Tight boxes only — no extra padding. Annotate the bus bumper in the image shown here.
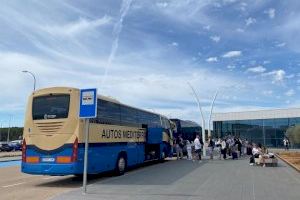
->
[21,162,83,176]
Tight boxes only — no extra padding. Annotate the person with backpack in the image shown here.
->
[176,135,184,160]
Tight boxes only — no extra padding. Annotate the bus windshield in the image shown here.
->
[32,95,70,120]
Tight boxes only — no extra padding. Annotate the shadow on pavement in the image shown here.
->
[94,159,203,186]
[35,159,203,188]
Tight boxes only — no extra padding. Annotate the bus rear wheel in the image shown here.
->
[115,155,126,175]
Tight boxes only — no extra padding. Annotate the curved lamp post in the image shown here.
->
[187,82,206,157]
[22,70,36,91]
[208,90,218,138]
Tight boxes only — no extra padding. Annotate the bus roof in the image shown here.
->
[32,87,168,119]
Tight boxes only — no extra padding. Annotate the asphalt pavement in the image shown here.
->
[52,157,300,200]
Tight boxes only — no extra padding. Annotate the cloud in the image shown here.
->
[203,25,211,30]
[276,42,286,47]
[171,42,178,47]
[227,65,235,70]
[264,8,275,19]
[42,16,112,37]
[286,74,295,79]
[246,66,266,73]
[285,89,295,97]
[245,17,256,26]
[263,69,286,83]
[263,90,273,96]
[210,35,221,43]
[206,57,218,62]
[236,28,245,33]
[222,51,242,58]
[156,2,168,8]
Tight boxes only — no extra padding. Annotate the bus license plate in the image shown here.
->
[42,157,55,162]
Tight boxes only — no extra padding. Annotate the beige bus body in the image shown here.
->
[23,87,82,151]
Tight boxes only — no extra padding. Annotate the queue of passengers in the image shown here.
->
[174,134,245,161]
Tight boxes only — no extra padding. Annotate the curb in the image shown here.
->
[276,153,300,173]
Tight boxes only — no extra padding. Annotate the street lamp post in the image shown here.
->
[208,90,218,138]
[22,70,36,91]
[187,82,206,157]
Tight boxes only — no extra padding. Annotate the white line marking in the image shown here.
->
[2,182,25,188]
[42,176,57,180]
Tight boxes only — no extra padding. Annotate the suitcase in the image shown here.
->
[232,151,238,159]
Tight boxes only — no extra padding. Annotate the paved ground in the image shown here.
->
[0,165,79,200]
[52,157,300,200]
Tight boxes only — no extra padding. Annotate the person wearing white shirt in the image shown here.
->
[221,139,227,160]
[194,135,202,161]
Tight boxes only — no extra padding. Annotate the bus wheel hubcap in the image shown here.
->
[118,158,125,172]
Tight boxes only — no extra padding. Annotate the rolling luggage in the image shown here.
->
[232,151,238,160]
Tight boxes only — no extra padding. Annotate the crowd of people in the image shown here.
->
[173,134,280,166]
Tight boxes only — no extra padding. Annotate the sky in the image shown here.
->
[0,0,300,128]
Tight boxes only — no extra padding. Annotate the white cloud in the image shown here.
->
[263,90,273,96]
[206,57,218,62]
[42,16,112,36]
[276,42,286,47]
[285,89,295,97]
[227,65,235,70]
[264,8,275,19]
[245,17,256,26]
[223,0,237,3]
[246,66,266,73]
[222,51,242,58]
[156,2,168,8]
[203,25,211,30]
[210,35,221,43]
[171,42,178,47]
[236,28,245,33]
[263,69,286,83]
[239,2,247,11]
[286,74,295,79]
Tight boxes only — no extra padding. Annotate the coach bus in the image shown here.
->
[170,118,201,141]
[22,87,173,176]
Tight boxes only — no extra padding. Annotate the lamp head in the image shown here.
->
[22,70,28,73]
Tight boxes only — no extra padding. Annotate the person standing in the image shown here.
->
[176,135,184,159]
[283,138,290,151]
[215,138,222,160]
[194,135,202,162]
[208,137,214,159]
[235,138,242,157]
[186,140,192,160]
[221,138,227,160]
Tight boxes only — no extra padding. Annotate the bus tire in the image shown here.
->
[115,154,127,175]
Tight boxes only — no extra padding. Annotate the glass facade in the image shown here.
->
[213,118,300,148]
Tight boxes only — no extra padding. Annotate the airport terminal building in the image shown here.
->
[212,108,300,148]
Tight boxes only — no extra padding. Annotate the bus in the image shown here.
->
[21,87,173,176]
[170,119,201,141]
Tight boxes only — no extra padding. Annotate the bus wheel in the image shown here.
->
[116,155,126,175]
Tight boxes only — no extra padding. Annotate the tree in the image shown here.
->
[286,125,300,146]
